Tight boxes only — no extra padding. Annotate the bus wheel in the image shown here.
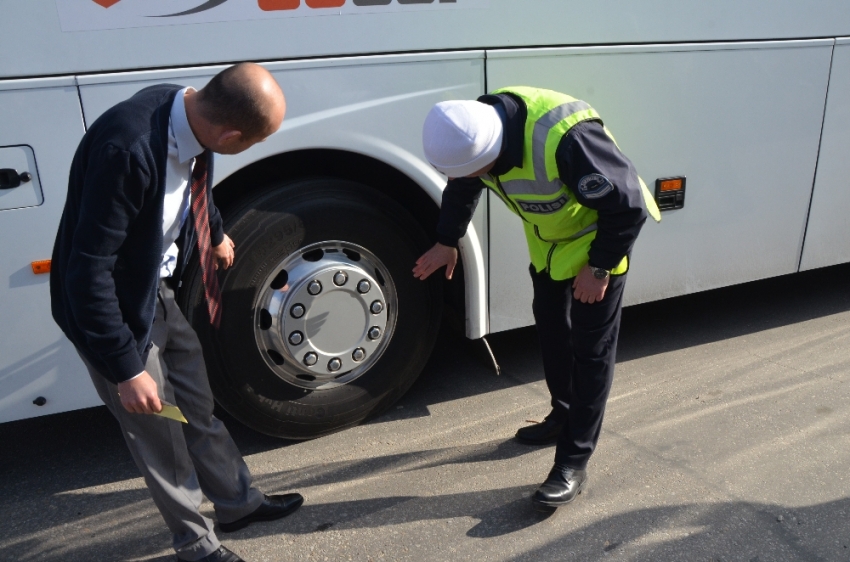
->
[180,178,442,439]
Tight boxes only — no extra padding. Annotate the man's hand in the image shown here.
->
[213,234,235,270]
[117,372,162,414]
[413,243,458,280]
[572,264,609,304]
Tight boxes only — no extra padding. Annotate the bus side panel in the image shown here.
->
[485,41,833,333]
[0,82,97,423]
[800,38,850,272]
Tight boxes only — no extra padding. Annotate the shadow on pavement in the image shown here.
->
[0,436,543,559]
[2,427,849,560]
[2,264,850,560]
[508,496,850,561]
[225,493,850,561]
[253,438,540,492]
[5,491,847,561]
[230,484,551,540]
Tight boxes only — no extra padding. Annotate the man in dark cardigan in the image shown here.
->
[51,63,301,562]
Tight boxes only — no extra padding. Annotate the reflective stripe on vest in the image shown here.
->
[481,86,659,281]
[498,99,592,197]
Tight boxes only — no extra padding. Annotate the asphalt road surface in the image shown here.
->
[2,264,850,562]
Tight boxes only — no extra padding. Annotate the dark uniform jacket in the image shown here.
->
[436,92,648,272]
[50,84,224,384]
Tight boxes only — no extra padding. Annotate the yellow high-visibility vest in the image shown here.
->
[480,86,661,280]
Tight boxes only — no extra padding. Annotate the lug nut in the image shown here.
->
[303,352,318,366]
[328,358,342,372]
[290,304,305,319]
[370,300,384,314]
[368,326,382,340]
[357,280,371,294]
[288,331,304,346]
[352,348,366,362]
[308,280,322,295]
[333,271,348,286]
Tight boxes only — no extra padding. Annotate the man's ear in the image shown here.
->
[217,129,243,147]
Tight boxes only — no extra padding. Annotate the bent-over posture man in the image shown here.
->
[414,87,660,509]
[51,63,302,562]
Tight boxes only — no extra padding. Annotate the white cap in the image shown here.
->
[422,100,504,178]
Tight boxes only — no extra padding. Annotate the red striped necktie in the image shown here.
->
[190,150,222,328]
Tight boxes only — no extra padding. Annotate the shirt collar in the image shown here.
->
[478,92,526,176]
[171,87,205,164]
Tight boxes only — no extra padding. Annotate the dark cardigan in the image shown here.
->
[51,84,224,384]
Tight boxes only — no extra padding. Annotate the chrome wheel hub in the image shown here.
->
[254,241,397,390]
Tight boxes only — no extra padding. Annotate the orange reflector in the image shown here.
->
[659,178,684,192]
[31,260,51,274]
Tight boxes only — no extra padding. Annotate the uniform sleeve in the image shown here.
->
[556,121,648,271]
[65,143,149,382]
[435,176,486,248]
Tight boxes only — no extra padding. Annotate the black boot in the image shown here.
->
[515,412,564,445]
[531,464,587,509]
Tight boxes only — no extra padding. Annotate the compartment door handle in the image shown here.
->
[0,169,32,190]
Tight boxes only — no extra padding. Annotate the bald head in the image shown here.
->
[194,62,286,152]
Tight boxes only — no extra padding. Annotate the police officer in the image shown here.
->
[413,86,660,509]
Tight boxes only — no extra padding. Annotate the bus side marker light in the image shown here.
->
[655,176,686,211]
[31,260,51,274]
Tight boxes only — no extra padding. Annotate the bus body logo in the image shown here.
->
[58,0,475,30]
[85,0,458,14]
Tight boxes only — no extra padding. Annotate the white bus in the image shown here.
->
[2,0,849,438]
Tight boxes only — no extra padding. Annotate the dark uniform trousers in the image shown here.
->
[79,280,263,561]
[530,265,626,470]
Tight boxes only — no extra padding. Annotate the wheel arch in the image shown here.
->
[212,147,488,339]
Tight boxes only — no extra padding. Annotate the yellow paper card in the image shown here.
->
[155,400,188,423]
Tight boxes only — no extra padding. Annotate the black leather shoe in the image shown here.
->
[531,464,587,509]
[515,413,564,445]
[178,546,245,562]
[218,493,304,533]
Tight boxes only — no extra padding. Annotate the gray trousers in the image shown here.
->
[80,280,264,560]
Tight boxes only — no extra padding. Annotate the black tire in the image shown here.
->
[180,178,442,439]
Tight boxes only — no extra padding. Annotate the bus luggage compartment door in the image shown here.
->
[0,78,97,424]
[485,39,833,333]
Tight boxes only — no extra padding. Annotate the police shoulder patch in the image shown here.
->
[577,173,614,199]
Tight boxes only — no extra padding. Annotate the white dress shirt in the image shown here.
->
[130,88,205,381]
[160,87,205,278]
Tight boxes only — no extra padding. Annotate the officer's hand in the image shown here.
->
[117,372,162,415]
[213,235,236,270]
[413,243,458,280]
[572,264,609,304]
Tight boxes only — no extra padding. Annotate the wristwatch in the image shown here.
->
[589,266,610,280]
